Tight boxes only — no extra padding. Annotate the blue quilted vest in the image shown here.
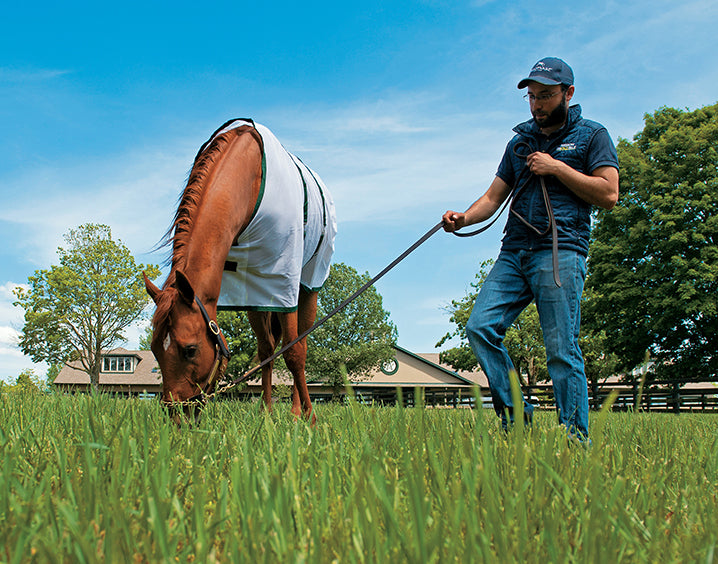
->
[498,105,617,257]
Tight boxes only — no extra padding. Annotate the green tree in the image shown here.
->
[139,324,153,351]
[216,311,258,377]
[13,224,161,391]
[503,303,547,385]
[585,103,718,380]
[7,369,43,393]
[436,260,548,385]
[45,362,62,390]
[580,288,621,387]
[306,262,397,393]
[580,328,620,386]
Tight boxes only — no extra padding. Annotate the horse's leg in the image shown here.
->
[247,311,278,410]
[280,288,318,422]
[278,311,306,419]
[297,289,319,419]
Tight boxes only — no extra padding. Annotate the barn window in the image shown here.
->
[102,356,134,372]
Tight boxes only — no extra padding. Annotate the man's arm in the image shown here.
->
[526,152,619,210]
[442,176,513,232]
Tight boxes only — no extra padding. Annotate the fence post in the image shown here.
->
[590,380,598,410]
[672,382,680,414]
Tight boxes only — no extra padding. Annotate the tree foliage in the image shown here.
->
[13,224,161,390]
[584,103,718,380]
[45,363,62,390]
[139,324,153,351]
[503,303,548,385]
[216,311,258,377]
[0,369,45,394]
[306,262,397,389]
[580,288,621,386]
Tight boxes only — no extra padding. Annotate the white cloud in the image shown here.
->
[0,351,46,383]
[0,325,19,346]
[2,90,509,271]
[0,282,45,382]
[0,282,25,331]
[0,281,25,300]
[0,142,194,269]
[262,96,512,225]
[0,67,71,82]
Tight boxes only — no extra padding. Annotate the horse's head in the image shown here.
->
[143,270,229,423]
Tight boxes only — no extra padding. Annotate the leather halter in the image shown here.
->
[175,296,231,405]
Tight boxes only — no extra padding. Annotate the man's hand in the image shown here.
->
[526,151,619,210]
[526,151,561,176]
[442,210,466,232]
[442,176,514,233]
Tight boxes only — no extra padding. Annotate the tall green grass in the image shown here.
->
[0,391,716,563]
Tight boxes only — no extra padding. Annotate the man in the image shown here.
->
[442,57,619,439]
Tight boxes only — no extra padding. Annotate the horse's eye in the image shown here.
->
[183,345,198,360]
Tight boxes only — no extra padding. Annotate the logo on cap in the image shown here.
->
[532,62,553,73]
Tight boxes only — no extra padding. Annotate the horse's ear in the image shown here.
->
[144,272,162,304]
[175,270,196,306]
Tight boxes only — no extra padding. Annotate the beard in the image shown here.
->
[533,95,568,129]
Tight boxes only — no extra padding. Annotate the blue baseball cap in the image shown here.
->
[517,57,574,89]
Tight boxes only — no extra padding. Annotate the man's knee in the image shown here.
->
[466,314,494,348]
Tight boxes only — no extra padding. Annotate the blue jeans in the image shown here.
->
[466,249,589,438]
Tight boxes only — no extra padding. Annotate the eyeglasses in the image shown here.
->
[523,91,561,103]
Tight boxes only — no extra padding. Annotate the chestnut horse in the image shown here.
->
[144,119,335,422]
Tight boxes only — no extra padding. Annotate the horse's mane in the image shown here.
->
[167,134,231,272]
[150,130,229,332]
[156,121,263,279]
[152,120,264,337]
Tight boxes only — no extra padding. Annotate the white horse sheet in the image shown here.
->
[210,119,336,312]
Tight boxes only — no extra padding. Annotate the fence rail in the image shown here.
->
[300,381,718,412]
[64,380,717,413]
[585,382,718,413]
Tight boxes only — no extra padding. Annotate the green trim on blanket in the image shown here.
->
[304,165,328,230]
[293,160,308,224]
[300,282,326,293]
[217,304,299,313]
[245,149,266,224]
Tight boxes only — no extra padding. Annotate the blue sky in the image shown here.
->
[1,0,717,381]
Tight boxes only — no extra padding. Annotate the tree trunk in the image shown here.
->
[89,352,101,393]
[528,357,536,386]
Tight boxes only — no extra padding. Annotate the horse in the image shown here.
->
[143,119,336,423]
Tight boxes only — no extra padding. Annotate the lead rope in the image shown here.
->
[211,221,447,397]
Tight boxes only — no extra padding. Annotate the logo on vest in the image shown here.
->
[556,143,577,152]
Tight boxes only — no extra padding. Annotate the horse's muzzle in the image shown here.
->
[161,396,206,426]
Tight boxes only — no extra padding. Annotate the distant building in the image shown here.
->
[348,346,489,407]
[235,345,489,405]
[52,345,487,401]
[54,348,161,395]
[358,345,487,387]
